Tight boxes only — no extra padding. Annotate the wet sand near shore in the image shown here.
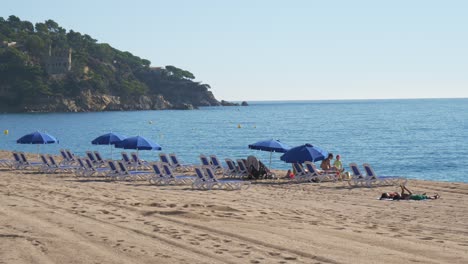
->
[1,150,467,264]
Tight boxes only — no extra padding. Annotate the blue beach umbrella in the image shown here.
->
[17,131,58,144]
[91,132,127,159]
[115,136,162,157]
[248,139,290,168]
[280,143,328,164]
[16,131,59,155]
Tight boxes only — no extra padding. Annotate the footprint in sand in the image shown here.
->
[419,237,434,241]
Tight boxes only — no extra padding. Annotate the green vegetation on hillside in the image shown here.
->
[0,15,214,111]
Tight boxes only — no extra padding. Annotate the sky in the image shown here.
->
[2,0,468,101]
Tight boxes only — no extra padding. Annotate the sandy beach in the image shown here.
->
[1,151,467,264]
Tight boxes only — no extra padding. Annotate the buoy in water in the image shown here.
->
[3,130,8,135]
[237,124,241,128]
[148,120,153,124]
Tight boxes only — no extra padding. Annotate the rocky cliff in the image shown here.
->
[0,16,237,113]
[11,90,221,113]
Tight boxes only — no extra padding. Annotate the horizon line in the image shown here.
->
[226,97,468,103]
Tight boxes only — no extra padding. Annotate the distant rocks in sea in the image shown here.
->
[220,100,249,107]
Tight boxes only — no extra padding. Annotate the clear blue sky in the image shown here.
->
[3,0,468,101]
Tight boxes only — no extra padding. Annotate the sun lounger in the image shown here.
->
[18,152,43,170]
[203,166,251,190]
[86,151,100,165]
[48,155,79,173]
[159,152,173,165]
[362,163,407,187]
[83,158,111,177]
[347,163,406,187]
[169,153,193,171]
[210,155,227,174]
[347,163,370,187]
[11,152,24,169]
[199,154,212,166]
[304,161,337,182]
[59,149,73,165]
[224,158,240,177]
[39,154,53,173]
[192,166,215,190]
[161,163,197,185]
[121,151,133,164]
[291,163,316,182]
[148,163,169,185]
[117,161,153,181]
[93,151,108,167]
[65,149,75,161]
[74,157,89,177]
[106,160,127,181]
[130,152,152,170]
[235,159,249,178]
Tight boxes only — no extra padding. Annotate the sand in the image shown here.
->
[1,150,467,264]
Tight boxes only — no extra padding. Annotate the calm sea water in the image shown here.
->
[0,99,467,182]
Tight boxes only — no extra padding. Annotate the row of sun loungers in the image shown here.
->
[292,160,407,187]
[4,150,405,189]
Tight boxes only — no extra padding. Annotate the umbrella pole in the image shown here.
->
[37,145,40,158]
[110,145,113,160]
[269,151,272,170]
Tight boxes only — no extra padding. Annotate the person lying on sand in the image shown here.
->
[380,185,440,200]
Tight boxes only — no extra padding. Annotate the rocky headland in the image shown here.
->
[0,16,244,113]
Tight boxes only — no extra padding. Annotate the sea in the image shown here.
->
[0,98,467,183]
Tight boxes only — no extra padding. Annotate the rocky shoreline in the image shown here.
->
[5,90,247,113]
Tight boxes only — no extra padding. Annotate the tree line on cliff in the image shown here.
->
[0,15,220,112]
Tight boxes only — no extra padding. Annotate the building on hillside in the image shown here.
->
[44,46,72,75]
[149,67,164,76]
[1,41,17,47]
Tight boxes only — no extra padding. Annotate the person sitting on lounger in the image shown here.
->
[333,154,344,173]
[320,153,334,171]
[380,185,439,200]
